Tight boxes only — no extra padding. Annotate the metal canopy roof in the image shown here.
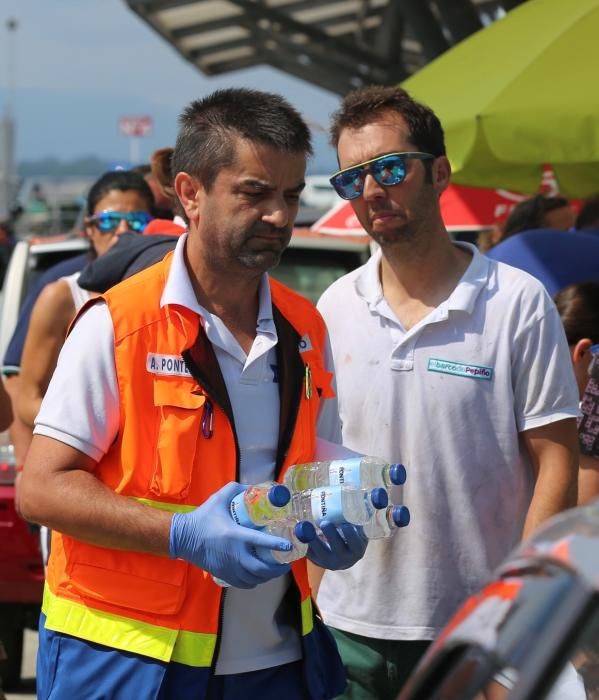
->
[125,0,525,95]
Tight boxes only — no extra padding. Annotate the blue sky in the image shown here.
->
[0,0,340,172]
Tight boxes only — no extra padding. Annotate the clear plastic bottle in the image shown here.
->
[291,484,389,526]
[229,481,291,528]
[284,456,406,492]
[363,505,411,539]
[255,519,317,564]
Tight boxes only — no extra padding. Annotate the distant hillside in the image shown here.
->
[18,156,114,178]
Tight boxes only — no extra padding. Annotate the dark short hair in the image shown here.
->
[171,88,313,191]
[502,194,570,239]
[87,170,154,216]
[576,195,599,231]
[554,282,599,345]
[329,85,446,157]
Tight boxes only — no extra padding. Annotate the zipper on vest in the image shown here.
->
[201,399,214,439]
[304,363,312,400]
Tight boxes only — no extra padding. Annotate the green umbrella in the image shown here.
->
[402,0,599,197]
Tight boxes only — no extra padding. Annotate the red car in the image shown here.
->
[0,441,43,690]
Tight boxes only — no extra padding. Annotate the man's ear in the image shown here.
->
[174,172,202,223]
[432,155,451,195]
[573,337,593,365]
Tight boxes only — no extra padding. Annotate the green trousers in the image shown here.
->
[331,627,431,700]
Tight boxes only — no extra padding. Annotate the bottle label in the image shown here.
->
[229,495,253,528]
[310,486,344,525]
[329,458,361,487]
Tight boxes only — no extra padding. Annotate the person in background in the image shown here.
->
[15,169,154,567]
[500,193,577,240]
[574,195,599,232]
[2,246,92,480]
[134,149,187,235]
[19,87,365,700]
[313,85,580,699]
[16,170,154,431]
[554,282,599,505]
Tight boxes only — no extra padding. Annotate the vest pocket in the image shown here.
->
[151,379,205,500]
[63,538,189,615]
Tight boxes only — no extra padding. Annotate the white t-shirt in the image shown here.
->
[61,271,91,312]
[35,233,341,674]
[315,243,580,641]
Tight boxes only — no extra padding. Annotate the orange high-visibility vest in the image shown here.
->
[43,251,336,672]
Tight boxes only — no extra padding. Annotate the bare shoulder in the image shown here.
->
[31,279,77,329]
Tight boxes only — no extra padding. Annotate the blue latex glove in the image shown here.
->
[170,482,293,588]
[307,520,368,570]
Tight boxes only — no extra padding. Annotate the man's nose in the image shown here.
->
[263,198,290,229]
[362,173,386,201]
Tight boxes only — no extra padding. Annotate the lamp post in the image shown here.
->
[0,18,18,220]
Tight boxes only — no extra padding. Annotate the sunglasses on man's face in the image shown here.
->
[329,152,435,201]
[86,210,153,234]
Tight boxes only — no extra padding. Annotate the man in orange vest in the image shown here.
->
[19,88,367,699]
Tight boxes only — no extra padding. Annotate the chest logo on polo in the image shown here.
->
[147,353,192,377]
[428,358,493,381]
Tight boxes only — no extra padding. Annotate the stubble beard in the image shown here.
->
[236,224,292,271]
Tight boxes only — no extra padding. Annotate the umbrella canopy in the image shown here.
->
[402,0,599,198]
[486,229,599,296]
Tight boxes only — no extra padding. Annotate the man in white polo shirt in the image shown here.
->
[19,88,366,700]
[313,85,580,699]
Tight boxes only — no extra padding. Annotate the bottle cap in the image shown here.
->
[392,505,410,528]
[294,520,317,543]
[370,487,389,510]
[389,463,407,485]
[268,484,291,507]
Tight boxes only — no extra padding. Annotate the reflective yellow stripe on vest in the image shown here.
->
[300,595,314,636]
[43,584,217,666]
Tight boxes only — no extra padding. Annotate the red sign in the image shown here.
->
[311,185,530,236]
[119,116,153,138]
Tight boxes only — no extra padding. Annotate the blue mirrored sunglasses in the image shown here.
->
[86,210,153,234]
[329,151,435,200]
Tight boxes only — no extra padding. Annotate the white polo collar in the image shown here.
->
[160,232,274,327]
[355,241,490,316]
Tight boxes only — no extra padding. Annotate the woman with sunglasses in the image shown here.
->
[14,170,154,565]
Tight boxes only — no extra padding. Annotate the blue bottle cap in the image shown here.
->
[294,520,317,543]
[389,463,407,485]
[392,505,410,528]
[268,484,291,507]
[370,487,389,510]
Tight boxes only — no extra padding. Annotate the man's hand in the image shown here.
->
[307,520,368,570]
[169,482,293,588]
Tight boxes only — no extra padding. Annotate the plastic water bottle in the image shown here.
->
[284,456,406,492]
[291,484,389,526]
[255,519,317,564]
[363,505,411,539]
[229,482,291,528]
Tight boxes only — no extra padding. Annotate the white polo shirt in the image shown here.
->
[35,233,341,674]
[316,242,580,640]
